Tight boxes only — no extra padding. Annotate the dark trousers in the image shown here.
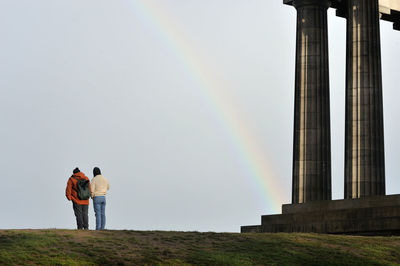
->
[72,202,89,229]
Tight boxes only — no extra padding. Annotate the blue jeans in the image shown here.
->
[93,196,106,230]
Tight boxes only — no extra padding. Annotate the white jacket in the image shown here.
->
[91,175,110,197]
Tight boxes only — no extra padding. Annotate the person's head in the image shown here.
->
[73,167,80,174]
[93,167,101,177]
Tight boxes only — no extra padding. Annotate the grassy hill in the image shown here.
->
[0,230,399,265]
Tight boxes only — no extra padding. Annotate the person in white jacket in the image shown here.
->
[91,167,110,230]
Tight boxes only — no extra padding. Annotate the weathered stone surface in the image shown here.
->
[241,195,400,235]
[291,0,332,204]
[285,0,400,30]
[242,0,400,236]
[344,0,386,199]
[282,194,400,213]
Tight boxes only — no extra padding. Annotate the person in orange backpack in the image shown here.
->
[66,167,91,229]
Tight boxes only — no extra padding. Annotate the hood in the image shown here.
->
[72,171,88,180]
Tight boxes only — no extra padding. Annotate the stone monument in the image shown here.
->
[241,0,400,235]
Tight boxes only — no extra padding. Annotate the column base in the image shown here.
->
[241,194,400,235]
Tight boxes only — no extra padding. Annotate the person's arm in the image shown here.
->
[66,178,72,201]
[107,179,110,191]
[90,178,95,198]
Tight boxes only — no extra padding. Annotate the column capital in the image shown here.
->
[292,0,331,9]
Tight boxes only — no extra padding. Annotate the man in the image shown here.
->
[66,167,91,229]
[91,167,110,230]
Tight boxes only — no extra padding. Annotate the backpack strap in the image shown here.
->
[72,176,88,182]
[72,176,89,186]
[71,176,81,193]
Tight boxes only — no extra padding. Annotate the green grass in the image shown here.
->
[0,230,399,265]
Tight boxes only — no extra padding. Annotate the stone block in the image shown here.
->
[241,195,400,235]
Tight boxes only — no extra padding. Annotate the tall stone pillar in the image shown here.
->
[344,0,386,199]
[291,0,332,204]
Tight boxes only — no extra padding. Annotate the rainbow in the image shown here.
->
[125,0,287,213]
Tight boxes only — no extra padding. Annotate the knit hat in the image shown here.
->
[93,167,101,177]
[73,167,80,174]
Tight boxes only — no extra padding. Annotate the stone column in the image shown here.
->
[291,0,332,204]
[344,0,386,199]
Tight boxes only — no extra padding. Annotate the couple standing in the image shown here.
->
[65,167,110,230]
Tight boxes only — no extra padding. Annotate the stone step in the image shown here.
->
[282,194,400,214]
[241,195,400,235]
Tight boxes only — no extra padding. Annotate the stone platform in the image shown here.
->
[241,194,400,235]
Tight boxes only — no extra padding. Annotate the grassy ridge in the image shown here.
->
[0,230,399,265]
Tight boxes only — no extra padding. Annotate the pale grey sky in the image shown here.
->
[0,0,399,232]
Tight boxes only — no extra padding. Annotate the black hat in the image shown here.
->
[93,167,101,177]
[73,167,80,174]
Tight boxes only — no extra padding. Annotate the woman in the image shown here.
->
[91,167,110,230]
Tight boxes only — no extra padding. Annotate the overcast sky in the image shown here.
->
[0,0,399,232]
